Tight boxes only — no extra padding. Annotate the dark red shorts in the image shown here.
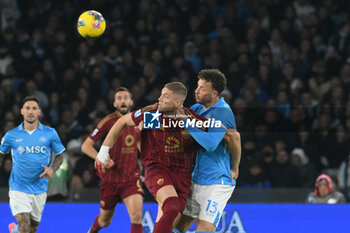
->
[145,164,192,211]
[99,178,144,210]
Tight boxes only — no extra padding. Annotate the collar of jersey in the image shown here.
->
[18,122,43,130]
[200,97,226,114]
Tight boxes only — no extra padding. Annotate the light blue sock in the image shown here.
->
[172,227,186,233]
[12,224,18,233]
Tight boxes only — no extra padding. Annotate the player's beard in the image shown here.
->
[25,117,37,124]
[196,95,212,106]
[117,105,130,115]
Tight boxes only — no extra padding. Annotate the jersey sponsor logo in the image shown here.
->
[39,137,46,142]
[124,134,135,147]
[17,146,47,154]
[143,111,161,129]
[134,109,142,118]
[15,138,23,142]
[17,146,25,154]
[91,128,99,137]
[165,136,183,153]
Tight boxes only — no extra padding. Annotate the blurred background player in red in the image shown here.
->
[81,87,143,233]
[306,174,345,204]
[96,82,207,233]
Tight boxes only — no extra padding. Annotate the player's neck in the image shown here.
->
[203,97,220,109]
[23,121,39,131]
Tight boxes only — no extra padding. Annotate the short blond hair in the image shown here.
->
[164,82,187,101]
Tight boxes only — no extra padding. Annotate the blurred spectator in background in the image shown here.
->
[290,148,315,187]
[306,174,346,204]
[240,160,271,188]
[337,154,350,200]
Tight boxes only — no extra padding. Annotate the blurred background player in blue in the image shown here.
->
[0,96,65,233]
[174,69,241,232]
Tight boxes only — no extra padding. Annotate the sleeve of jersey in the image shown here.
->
[131,109,143,126]
[50,129,66,155]
[184,107,236,152]
[89,120,109,143]
[0,133,11,154]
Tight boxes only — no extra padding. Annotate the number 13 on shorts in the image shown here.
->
[206,199,219,215]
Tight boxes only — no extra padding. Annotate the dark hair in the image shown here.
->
[198,69,227,94]
[114,87,132,98]
[22,96,40,108]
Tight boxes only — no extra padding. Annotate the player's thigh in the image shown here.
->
[31,192,47,222]
[9,190,33,217]
[99,181,119,211]
[144,165,178,205]
[181,183,201,220]
[30,219,40,233]
[197,184,235,228]
[15,213,31,232]
[123,194,143,223]
[99,208,115,224]
[156,185,178,205]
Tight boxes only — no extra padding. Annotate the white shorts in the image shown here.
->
[182,183,235,227]
[9,190,47,222]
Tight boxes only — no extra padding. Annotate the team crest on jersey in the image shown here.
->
[100,200,105,207]
[134,109,142,118]
[125,135,135,146]
[17,146,25,154]
[91,128,99,137]
[157,178,164,185]
[39,137,46,142]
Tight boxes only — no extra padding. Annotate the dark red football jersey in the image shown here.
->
[89,111,140,183]
[131,103,206,172]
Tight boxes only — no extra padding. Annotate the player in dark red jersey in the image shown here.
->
[96,82,207,233]
[81,87,143,233]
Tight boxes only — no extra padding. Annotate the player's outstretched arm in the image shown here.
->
[97,113,136,164]
[223,129,241,181]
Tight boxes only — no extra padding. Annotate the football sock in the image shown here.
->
[130,223,143,233]
[153,196,181,233]
[89,215,102,233]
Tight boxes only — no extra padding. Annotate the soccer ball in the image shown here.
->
[77,10,106,38]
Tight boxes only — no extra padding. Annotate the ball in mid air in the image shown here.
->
[77,10,106,38]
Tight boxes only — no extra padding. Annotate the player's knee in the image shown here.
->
[129,211,142,223]
[98,218,112,228]
[162,197,182,218]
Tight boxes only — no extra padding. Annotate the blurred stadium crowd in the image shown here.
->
[1,0,350,201]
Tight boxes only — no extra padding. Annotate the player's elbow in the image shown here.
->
[227,129,240,142]
[81,140,90,154]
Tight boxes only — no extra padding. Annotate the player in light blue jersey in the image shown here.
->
[0,96,65,233]
[174,69,241,233]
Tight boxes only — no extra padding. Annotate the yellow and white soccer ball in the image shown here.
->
[77,10,106,38]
